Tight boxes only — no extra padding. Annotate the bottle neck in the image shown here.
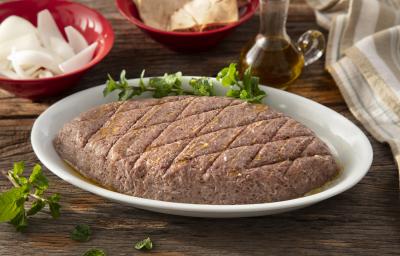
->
[259,0,289,37]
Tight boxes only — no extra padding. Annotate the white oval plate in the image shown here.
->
[31,77,373,218]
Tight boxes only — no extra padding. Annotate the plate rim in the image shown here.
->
[31,78,373,215]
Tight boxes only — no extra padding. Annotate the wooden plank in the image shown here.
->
[0,0,398,255]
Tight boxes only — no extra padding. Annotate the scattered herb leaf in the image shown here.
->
[29,164,49,190]
[71,224,92,242]
[135,237,153,250]
[0,187,26,222]
[26,199,46,216]
[48,193,61,219]
[9,207,28,232]
[82,249,106,256]
[104,63,266,103]
[0,162,61,231]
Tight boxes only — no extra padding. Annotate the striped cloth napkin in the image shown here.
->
[306,0,400,177]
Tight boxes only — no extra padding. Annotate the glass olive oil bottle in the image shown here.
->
[239,0,325,89]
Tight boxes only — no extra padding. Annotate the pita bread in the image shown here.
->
[133,0,191,30]
[134,0,239,32]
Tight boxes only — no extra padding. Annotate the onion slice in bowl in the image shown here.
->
[59,42,98,74]
[0,9,98,80]
[37,9,66,49]
[8,49,62,75]
[65,26,89,54]
[35,69,54,78]
[0,15,37,43]
[0,33,42,59]
[50,37,75,60]
[0,61,14,78]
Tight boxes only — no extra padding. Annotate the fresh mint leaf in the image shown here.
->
[135,237,153,250]
[226,89,241,98]
[149,72,184,98]
[104,64,266,103]
[139,70,146,90]
[247,94,267,103]
[118,86,134,101]
[0,187,26,222]
[48,194,61,219]
[163,72,182,86]
[82,249,106,256]
[105,70,190,101]
[48,202,61,219]
[29,164,48,190]
[217,63,238,87]
[10,162,28,186]
[216,64,266,103]
[119,70,128,87]
[13,162,25,176]
[239,89,249,99]
[9,206,27,232]
[27,200,46,216]
[71,224,92,242]
[104,70,135,100]
[103,74,117,97]
[189,78,215,96]
[239,67,266,103]
[0,162,61,231]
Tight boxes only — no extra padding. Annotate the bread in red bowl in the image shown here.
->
[115,0,259,52]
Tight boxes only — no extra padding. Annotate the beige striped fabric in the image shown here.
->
[306,0,400,180]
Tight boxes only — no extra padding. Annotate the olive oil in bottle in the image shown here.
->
[240,36,304,89]
[239,0,325,89]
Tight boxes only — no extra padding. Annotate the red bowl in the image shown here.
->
[0,0,114,99]
[115,0,259,52]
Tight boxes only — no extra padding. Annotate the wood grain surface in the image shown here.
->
[0,0,399,255]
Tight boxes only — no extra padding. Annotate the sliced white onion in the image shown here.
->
[33,69,54,79]
[65,26,89,54]
[8,49,62,75]
[10,58,30,79]
[0,60,10,70]
[0,68,19,79]
[0,16,37,44]
[0,33,42,60]
[59,42,98,74]
[0,10,96,80]
[50,37,75,61]
[24,65,42,76]
[0,60,19,79]
[37,9,66,49]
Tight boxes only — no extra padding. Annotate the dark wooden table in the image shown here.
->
[0,1,399,255]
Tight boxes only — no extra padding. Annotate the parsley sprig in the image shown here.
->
[103,63,266,103]
[0,162,61,231]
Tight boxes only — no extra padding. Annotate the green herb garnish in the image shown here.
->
[82,249,106,256]
[104,63,265,103]
[0,162,61,231]
[71,224,92,242]
[217,63,266,103]
[104,70,194,99]
[189,77,215,96]
[134,237,153,250]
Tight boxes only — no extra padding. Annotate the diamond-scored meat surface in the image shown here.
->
[54,96,338,204]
